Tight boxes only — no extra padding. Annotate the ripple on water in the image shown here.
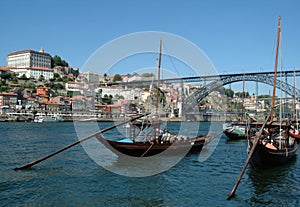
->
[0,122,299,207]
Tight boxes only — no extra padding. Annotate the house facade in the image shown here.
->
[6,48,51,68]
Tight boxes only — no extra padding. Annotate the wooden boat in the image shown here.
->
[248,125,297,167]
[34,115,64,123]
[288,127,300,142]
[247,16,297,167]
[227,17,297,199]
[223,123,247,140]
[96,124,210,157]
[95,39,212,157]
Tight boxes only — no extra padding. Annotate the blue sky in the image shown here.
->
[1,0,300,94]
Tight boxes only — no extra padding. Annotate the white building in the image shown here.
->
[97,86,142,101]
[66,81,89,92]
[78,72,100,84]
[6,48,51,68]
[10,67,54,80]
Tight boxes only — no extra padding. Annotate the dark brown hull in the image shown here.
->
[251,142,297,167]
[97,136,207,157]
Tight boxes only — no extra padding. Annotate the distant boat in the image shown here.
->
[34,115,64,123]
[223,123,247,140]
[223,74,248,140]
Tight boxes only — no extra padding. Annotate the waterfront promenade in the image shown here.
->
[0,111,243,122]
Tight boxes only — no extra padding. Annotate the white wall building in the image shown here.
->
[97,86,142,101]
[78,72,100,84]
[6,48,51,68]
[10,67,54,80]
[66,81,89,92]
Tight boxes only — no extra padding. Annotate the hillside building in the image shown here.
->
[6,48,51,68]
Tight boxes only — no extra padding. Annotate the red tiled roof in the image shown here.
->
[8,49,51,56]
[8,83,21,87]
[47,99,60,104]
[30,67,53,71]
[10,67,53,71]
[0,67,11,71]
[71,96,84,101]
[0,92,17,96]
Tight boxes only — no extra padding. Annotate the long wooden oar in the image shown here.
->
[227,115,270,200]
[13,113,149,170]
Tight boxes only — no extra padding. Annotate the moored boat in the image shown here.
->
[95,39,212,157]
[247,16,297,167]
[34,115,64,123]
[97,128,209,157]
[248,125,297,167]
[223,123,247,140]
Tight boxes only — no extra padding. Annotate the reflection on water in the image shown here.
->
[247,157,299,206]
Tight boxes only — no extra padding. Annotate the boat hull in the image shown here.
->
[224,129,246,140]
[223,123,247,140]
[98,137,206,157]
[251,142,297,167]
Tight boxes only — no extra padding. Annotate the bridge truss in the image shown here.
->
[115,69,300,112]
[179,70,300,113]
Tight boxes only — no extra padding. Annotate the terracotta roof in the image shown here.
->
[30,67,53,71]
[0,92,17,96]
[0,67,11,71]
[47,99,60,104]
[8,49,51,56]
[10,67,53,71]
[8,83,21,87]
[71,96,84,101]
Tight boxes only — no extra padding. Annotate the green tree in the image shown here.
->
[103,73,108,81]
[224,88,234,98]
[142,73,155,77]
[20,74,28,80]
[235,91,250,98]
[112,74,122,82]
[51,55,69,68]
[53,83,64,91]
[11,77,18,84]
[32,110,38,117]
[38,75,45,81]
[54,73,60,78]
[258,94,272,99]
[0,72,11,82]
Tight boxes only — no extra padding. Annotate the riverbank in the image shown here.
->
[0,112,243,122]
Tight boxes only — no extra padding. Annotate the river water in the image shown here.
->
[0,122,299,207]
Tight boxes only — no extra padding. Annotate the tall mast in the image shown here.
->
[293,69,297,120]
[241,73,245,122]
[270,16,281,122]
[156,38,162,115]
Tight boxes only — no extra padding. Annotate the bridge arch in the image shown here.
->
[183,73,300,113]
